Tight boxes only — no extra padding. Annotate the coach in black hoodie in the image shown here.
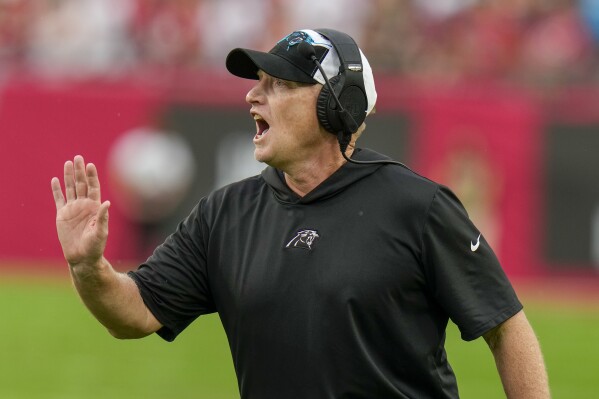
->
[52,28,549,399]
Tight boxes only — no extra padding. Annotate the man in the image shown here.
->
[51,29,549,398]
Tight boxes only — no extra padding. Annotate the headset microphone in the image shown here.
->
[298,39,409,169]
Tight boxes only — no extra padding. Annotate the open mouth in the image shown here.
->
[254,116,270,139]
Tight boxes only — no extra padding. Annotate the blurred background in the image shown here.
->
[1,0,598,398]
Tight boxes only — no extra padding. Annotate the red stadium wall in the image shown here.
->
[0,79,163,268]
[1,74,598,277]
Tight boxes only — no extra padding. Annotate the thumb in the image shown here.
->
[97,200,111,226]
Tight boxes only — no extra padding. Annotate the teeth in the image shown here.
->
[253,113,269,137]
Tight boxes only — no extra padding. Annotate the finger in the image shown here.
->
[64,160,76,202]
[51,177,66,211]
[86,163,101,202]
[74,155,88,198]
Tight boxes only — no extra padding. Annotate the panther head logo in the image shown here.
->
[279,31,314,51]
[285,229,320,250]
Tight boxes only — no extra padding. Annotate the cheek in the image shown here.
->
[270,86,322,140]
[285,96,320,132]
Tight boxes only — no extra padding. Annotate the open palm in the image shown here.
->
[51,155,110,266]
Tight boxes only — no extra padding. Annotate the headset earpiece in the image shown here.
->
[317,75,367,135]
[313,29,368,137]
[316,75,342,134]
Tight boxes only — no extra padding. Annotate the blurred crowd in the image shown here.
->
[1,0,599,87]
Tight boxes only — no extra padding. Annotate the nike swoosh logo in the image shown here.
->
[471,233,481,252]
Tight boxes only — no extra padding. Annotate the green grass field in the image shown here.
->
[1,272,597,398]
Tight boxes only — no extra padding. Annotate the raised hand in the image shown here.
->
[51,155,111,267]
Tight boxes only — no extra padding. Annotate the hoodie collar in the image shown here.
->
[261,148,389,204]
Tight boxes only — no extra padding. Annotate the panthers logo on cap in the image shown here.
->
[279,31,314,51]
[285,229,320,250]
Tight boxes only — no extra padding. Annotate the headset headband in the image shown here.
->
[314,28,365,93]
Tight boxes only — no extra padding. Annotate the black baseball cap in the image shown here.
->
[226,30,331,84]
[226,29,377,114]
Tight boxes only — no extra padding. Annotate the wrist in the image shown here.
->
[69,257,111,282]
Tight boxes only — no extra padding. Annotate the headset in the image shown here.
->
[297,28,407,167]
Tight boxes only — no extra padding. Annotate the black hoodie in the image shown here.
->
[130,148,521,399]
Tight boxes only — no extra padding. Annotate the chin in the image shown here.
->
[254,148,271,164]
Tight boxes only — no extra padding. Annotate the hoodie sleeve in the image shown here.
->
[128,199,216,342]
[421,185,522,341]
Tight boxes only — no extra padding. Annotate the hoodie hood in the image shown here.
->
[261,148,390,204]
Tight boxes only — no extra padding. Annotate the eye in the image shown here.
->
[274,79,286,87]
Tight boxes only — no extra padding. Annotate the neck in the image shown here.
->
[283,140,356,197]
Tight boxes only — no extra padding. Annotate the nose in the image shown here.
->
[246,80,264,105]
